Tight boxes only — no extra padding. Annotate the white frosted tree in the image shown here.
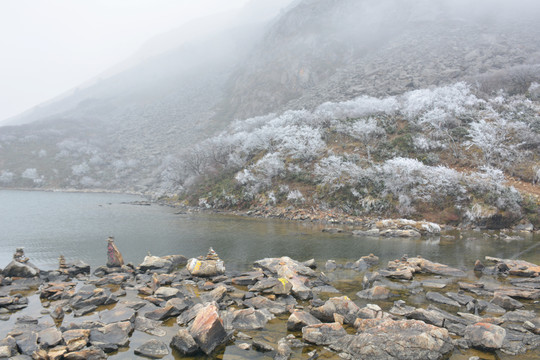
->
[349,118,385,161]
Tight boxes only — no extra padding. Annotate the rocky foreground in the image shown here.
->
[0,246,539,359]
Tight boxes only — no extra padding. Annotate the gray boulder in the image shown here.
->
[464,322,506,350]
[134,339,169,359]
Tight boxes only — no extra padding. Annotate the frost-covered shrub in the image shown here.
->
[403,82,481,118]
[287,190,305,203]
[314,155,364,189]
[379,157,465,202]
[72,162,90,176]
[0,171,14,184]
[314,95,398,124]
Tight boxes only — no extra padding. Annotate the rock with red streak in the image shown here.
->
[189,303,228,355]
[332,318,454,359]
[464,322,506,350]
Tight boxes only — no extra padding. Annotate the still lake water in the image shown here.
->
[1,189,539,272]
[1,190,540,359]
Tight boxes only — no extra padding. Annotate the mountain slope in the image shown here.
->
[1,0,540,197]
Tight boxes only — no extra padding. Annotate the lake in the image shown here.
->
[1,190,539,359]
[0,190,539,273]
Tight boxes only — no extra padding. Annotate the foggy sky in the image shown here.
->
[0,0,250,123]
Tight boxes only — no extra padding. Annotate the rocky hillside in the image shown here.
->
[1,0,540,203]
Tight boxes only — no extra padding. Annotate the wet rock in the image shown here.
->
[352,229,380,237]
[407,308,445,327]
[389,300,415,316]
[186,258,225,277]
[250,277,293,295]
[356,304,389,320]
[236,342,251,350]
[154,286,180,300]
[134,339,169,359]
[445,291,474,306]
[13,331,38,356]
[177,303,204,326]
[73,305,97,317]
[523,318,540,334]
[287,310,322,331]
[70,286,118,310]
[356,285,392,300]
[170,329,199,355]
[89,321,132,352]
[225,307,273,330]
[106,237,124,268]
[231,271,264,286]
[2,261,39,278]
[62,329,90,352]
[426,291,461,308]
[144,305,180,321]
[379,268,413,280]
[37,327,62,348]
[494,288,540,300]
[254,257,316,278]
[63,346,107,360]
[302,259,317,269]
[134,315,166,337]
[502,309,537,323]
[376,219,441,235]
[464,322,506,350]
[288,277,313,300]
[491,292,524,311]
[253,340,274,352]
[484,256,540,277]
[0,336,18,358]
[244,296,288,315]
[380,229,422,237]
[324,260,337,271]
[40,282,76,300]
[200,284,228,303]
[311,296,360,324]
[302,322,347,346]
[275,337,292,360]
[331,318,453,359]
[98,306,136,325]
[189,303,228,355]
[139,255,175,273]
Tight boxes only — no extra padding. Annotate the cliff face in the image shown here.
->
[1,0,540,192]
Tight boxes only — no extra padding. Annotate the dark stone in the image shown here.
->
[38,327,62,348]
[426,291,461,307]
[287,310,322,331]
[144,305,180,321]
[134,339,169,359]
[170,329,199,355]
[3,261,39,278]
[189,303,228,355]
[89,321,132,352]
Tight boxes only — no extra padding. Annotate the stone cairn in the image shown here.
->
[13,247,29,263]
[106,236,124,268]
[58,255,67,270]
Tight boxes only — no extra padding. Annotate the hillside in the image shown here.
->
[0,0,539,228]
[171,83,540,229]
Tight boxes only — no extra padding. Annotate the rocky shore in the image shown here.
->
[0,245,539,359]
[164,201,538,235]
